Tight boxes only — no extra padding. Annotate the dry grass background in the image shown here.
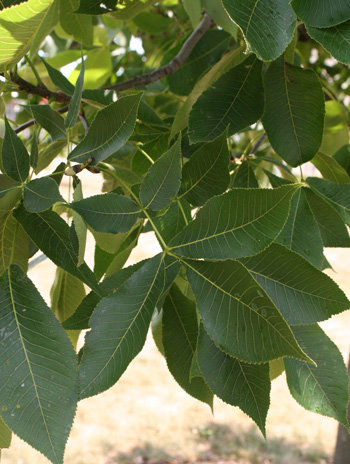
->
[2,171,350,464]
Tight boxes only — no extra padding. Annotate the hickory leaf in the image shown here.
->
[68,93,142,164]
[222,0,296,61]
[79,254,165,399]
[170,184,299,260]
[2,117,29,183]
[291,0,350,27]
[0,265,78,464]
[24,177,65,212]
[197,323,270,435]
[184,258,311,363]
[285,324,350,429]
[240,243,350,325]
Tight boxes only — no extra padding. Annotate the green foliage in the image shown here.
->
[1,1,350,462]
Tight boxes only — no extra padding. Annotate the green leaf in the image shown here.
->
[275,188,324,268]
[68,93,142,164]
[30,129,39,170]
[162,284,213,408]
[65,51,84,129]
[70,193,141,234]
[30,0,59,57]
[13,204,100,294]
[231,161,259,188]
[108,0,153,20]
[0,416,11,449]
[72,179,87,267]
[197,323,270,435]
[189,56,264,144]
[0,0,55,72]
[0,213,29,275]
[171,47,245,139]
[165,30,230,96]
[35,139,67,174]
[307,177,350,227]
[75,0,116,14]
[26,105,66,141]
[150,200,191,246]
[307,21,350,65]
[202,0,238,37]
[269,358,285,381]
[262,56,325,167]
[41,58,75,96]
[59,0,93,47]
[312,152,350,184]
[50,267,85,348]
[263,170,293,188]
[291,0,350,27]
[304,188,350,247]
[170,184,299,260]
[184,258,311,363]
[180,130,230,206]
[69,47,111,89]
[183,0,201,26]
[2,117,29,183]
[240,243,350,325]
[0,265,78,464]
[223,0,296,61]
[285,324,349,429]
[319,101,349,156]
[334,145,350,176]
[63,261,145,330]
[140,137,181,211]
[79,254,165,399]
[24,177,65,212]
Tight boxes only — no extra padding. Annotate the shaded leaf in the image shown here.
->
[197,323,270,435]
[223,0,296,61]
[189,56,264,144]
[165,30,229,96]
[162,284,213,408]
[240,243,350,325]
[285,324,349,428]
[2,117,29,183]
[75,0,116,14]
[70,193,141,234]
[202,0,238,37]
[26,105,66,141]
[304,188,350,247]
[79,254,165,399]
[30,129,39,170]
[63,261,145,330]
[180,130,230,206]
[35,139,67,174]
[311,152,350,184]
[24,177,65,212]
[0,0,55,72]
[0,265,78,464]
[275,187,323,268]
[68,93,142,164]
[59,0,93,47]
[150,200,191,246]
[140,137,181,211]
[307,21,350,65]
[307,177,350,226]
[0,213,29,275]
[13,204,100,293]
[291,0,350,27]
[72,179,87,266]
[65,51,84,129]
[232,161,259,188]
[263,170,293,188]
[320,101,349,156]
[333,145,350,176]
[184,258,310,363]
[262,56,324,167]
[41,58,75,96]
[170,185,299,260]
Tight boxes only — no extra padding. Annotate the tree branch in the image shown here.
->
[15,106,69,134]
[11,73,71,103]
[104,13,215,92]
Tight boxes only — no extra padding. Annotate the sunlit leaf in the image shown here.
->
[0,213,29,275]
